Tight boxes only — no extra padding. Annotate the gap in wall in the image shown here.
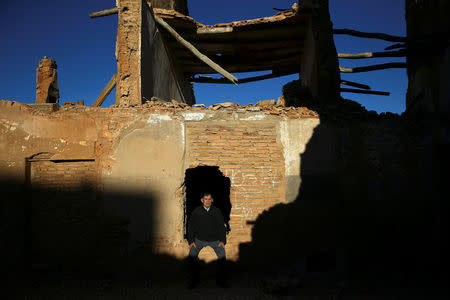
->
[183,165,231,239]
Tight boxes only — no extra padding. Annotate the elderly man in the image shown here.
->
[187,192,228,288]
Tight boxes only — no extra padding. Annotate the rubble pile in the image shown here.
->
[110,96,319,118]
[282,80,401,120]
[65,93,399,120]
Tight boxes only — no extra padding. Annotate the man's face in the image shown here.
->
[201,195,213,208]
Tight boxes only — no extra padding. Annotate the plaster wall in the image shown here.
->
[0,100,321,264]
[280,118,320,203]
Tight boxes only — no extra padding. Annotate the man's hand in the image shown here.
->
[218,241,225,248]
[189,242,196,249]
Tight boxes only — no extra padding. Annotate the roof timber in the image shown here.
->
[181,56,301,74]
[175,47,302,62]
[182,63,299,75]
[178,51,302,68]
[168,40,304,54]
[162,25,307,43]
[150,5,310,79]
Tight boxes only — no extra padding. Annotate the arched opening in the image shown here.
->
[183,166,231,239]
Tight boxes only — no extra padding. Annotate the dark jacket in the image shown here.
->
[187,205,226,245]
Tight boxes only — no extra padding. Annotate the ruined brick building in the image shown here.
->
[0,0,448,284]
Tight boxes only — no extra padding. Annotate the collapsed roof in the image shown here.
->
[153,4,311,76]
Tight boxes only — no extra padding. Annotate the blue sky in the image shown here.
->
[0,0,406,113]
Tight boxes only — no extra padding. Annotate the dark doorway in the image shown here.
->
[183,166,231,238]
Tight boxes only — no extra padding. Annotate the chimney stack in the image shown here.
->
[36,57,59,104]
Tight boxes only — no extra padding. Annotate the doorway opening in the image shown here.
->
[183,166,231,239]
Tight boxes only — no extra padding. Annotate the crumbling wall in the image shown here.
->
[116,0,193,106]
[141,1,194,105]
[116,0,142,106]
[405,0,450,117]
[0,100,318,265]
[1,99,446,277]
[185,119,286,260]
[36,57,59,104]
[148,0,188,15]
[300,0,341,105]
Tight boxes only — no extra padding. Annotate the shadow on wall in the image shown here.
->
[0,123,448,290]
[239,117,449,286]
[0,179,185,280]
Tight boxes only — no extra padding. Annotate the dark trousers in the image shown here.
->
[187,238,227,285]
[188,238,226,259]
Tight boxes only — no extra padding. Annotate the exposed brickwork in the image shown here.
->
[29,160,99,264]
[116,0,142,106]
[185,122,285,261]
[30,160,96,189]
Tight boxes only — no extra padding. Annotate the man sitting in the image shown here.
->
[187,192,228,288]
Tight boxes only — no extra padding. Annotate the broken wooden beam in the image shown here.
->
[339,62,407,73]
[167,25,307,43]
[385,43,407,50]
[333,28,406,42]
[183,60,299,74]
[92,73,117,107]
[338,50,406,59]
[191,70,296,84]
[340,80,371,90]
[169,40,304,54]
[89,7,119,18]
[175,47,302,62]
[272,8,290,11]
[154,15,238,84]
[340,88,390,96]
[197,27,233,34]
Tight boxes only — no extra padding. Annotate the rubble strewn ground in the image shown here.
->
[109,96,321,118]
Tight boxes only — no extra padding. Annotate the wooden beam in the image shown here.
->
[181,56,300,74]
[340,80,371,90]
[272,8,290,11]
[183,61,299,74]
[338,50,406,59]
[168,40,304,54]
[89,7,119,19]
[340,88,390,96]
[197,27,233,34]
[176,47,302,60]
[154,15,238,84]
[92,73,117,107]
[339,62,407,73]
[191,70,296,84]
[176,51,302,67]
[169,26,307,42]
[333,28,406,42]
[385,43,407,50]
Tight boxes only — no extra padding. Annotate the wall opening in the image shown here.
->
[25,157,98,268]
[183,166,231,239]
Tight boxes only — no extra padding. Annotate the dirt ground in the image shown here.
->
[5,266,449,300]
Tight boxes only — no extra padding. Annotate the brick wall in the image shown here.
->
[186,121,285,261]
[29,160,99,265]
[30,160,96,189]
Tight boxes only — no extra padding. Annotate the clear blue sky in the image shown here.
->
[0,0,406,113]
